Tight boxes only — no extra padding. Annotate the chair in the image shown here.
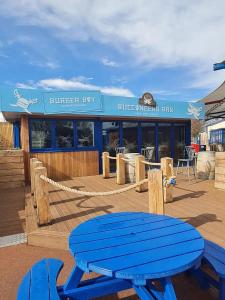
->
[141,146,154,162]
[115,146,126,154]
[176,146,196,182]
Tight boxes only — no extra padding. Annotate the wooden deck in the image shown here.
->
[26,174,225,250]
[0,187,26,237]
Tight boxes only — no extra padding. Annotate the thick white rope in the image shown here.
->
[141,161,161,166]
[40,175,148,197]
[108,156,117,160]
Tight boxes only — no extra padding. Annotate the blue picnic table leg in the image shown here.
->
[63,266,84,291]
[220,278,225,300]
[161,277,177,300]
[133,285,155,300]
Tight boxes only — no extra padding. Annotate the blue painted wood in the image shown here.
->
[69,212,204,282]
[17,272,31,300]
[70,217,183,245]
[202,240,225,300]
[133,285,155,300]
[62,277,132,299]
[161,277,177,300]
[17,258,63,300]
[204,240,225,277]
[63,266,84,291]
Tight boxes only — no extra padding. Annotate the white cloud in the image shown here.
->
[102,58,118,67]
[17,77,135,97]
[29,60,60,70]
[1,1,225,89]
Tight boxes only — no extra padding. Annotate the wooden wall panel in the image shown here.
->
[0,122,13,150]
[30,151,99,180]
[0,150,25,189]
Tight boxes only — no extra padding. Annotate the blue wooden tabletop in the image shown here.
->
[69,212,204,282]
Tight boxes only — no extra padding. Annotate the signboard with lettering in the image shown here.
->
[43,90,103,114]
[0,88,205,120]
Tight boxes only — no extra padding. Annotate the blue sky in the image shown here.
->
[0,0,225,103]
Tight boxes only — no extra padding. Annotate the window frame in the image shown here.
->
[29,118,97,153]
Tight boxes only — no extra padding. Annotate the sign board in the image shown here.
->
[139,92,156,107]
[0,88,205,120]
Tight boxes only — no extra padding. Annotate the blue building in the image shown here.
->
[0,87,204,181]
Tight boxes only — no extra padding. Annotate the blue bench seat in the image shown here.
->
[202,240,225,300]
[17,258,63,300]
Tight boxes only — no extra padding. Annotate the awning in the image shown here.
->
[201,81,225,119]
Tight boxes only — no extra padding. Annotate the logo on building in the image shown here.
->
[187,103,202,120]
[139,92,156,107]
[10,89,38,114]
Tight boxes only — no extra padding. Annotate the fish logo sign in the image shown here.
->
[10,89,38,114]
[187,103,202,120]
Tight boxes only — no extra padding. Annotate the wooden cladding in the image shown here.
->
[0,122,13,150]
[30,151,99,180]
[0,150,25,189]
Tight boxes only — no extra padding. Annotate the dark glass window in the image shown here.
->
[31,120,51,149]
[141,122,155,161]
[102,121,120,171]
[122,122,138,152]
[158,123,171,159]
[77,121,94,147]
[56,120,74,148]
[174,124,186,161]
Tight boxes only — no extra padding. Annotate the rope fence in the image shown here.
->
[30,154,176,227]
[40,175,148,197]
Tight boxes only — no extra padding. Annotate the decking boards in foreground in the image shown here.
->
[26,174,225,250]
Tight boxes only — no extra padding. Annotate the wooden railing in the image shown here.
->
[102,152,175,203]
[30,155,167,226]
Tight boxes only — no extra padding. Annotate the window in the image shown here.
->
[77,121,94,147]
[141,123,155,161]
[31,120,51,149]
[30,119,95,151]
[174,124,186,161]
[122,122,138,152]
[158,123,171,159]
[56,120,74,148]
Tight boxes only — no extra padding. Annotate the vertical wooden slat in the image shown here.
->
[135,155,147,192]
[102,152,110,178]
[34,166,51,226]
[20,116,30,184]
[148,169,164,214]
[116,153,125,185]
[30,158,38,194]
[161,157,173,203]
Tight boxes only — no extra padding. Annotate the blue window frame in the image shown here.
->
[29,118,98,152]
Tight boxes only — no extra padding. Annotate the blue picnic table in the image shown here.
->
[62,212,204,299]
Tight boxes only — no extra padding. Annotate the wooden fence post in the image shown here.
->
[135,155,147,192]
[116,153,125,185]
[102,152,110,179]
[32,161,43,207]
[161,157,174,203]
[34,166,51,226]
[148,169,164,214]
[30,158,38,194]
